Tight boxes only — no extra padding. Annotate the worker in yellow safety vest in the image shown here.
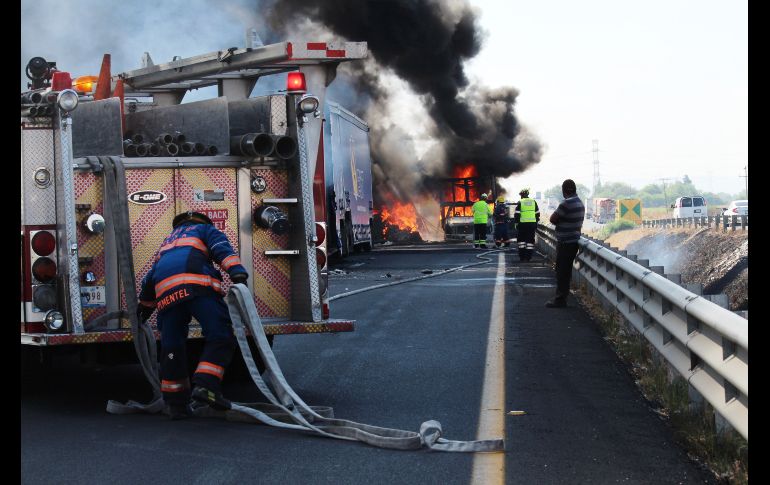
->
[472,193,493,248]
[513,188,540,261]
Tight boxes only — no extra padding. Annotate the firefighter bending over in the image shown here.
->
[513,188,540,261]
[472,193,493,248]
[138,211,248,419]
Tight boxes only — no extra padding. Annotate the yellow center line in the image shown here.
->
[470,252,506,484]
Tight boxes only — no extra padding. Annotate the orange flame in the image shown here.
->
[442,164,480,216]
[381,201,418,232]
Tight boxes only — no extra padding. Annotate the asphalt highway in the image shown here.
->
[20,243,715,484]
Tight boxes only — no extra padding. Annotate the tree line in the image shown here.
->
[542,175,746,208]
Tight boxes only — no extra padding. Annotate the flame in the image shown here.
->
[442,163,480,216]
[381,201,418,232]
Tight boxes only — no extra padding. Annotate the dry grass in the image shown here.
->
[573,284,748,484]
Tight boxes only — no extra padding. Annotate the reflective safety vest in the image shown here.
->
[472,200,492,224]
[139,221,247,312]
[519,198,537,223]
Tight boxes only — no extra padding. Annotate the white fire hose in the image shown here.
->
[211,283,505,452]
[100,152,503,450]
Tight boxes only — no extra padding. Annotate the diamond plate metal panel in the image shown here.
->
[251,169,291,317]
[176,168,239,295]
[296,124,322,321]
[53,116,85,333]
[122,169,176,328]
[74,172,108,328]
[21,127,57,225]
[270,95,288,135]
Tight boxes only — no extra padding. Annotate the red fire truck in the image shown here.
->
[21,39,367,366]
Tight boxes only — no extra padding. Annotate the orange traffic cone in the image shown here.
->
[94,54,111,101]
[113,79,125,130]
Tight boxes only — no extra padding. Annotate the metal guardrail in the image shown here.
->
[642,215,748,231]
[536,223,748,440]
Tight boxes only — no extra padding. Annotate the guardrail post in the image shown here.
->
[731,215,737,232]
[704,293,729,309]
[665,273,682,285]
[741,215,747,230]
[715,410,736,437]
[684,283,703,295]
[722,215,728,233]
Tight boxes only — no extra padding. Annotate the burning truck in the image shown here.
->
[439,166,497,242]
[20,38,368,365]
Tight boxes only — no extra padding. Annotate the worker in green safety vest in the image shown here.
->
[513,188,540,261]
[472,193,493,248]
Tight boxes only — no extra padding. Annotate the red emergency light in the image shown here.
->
[51,71,72,91]
[287,72,306,93]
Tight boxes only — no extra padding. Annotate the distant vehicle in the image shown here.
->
[721,200,748,217]
[592,198,616,224]
[671,196,707,218]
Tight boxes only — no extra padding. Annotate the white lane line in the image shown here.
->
[470,252,506,485]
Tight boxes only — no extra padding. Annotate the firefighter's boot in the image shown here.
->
[191,337,235,410]
[192,385,232,411]
[160,346,192,420]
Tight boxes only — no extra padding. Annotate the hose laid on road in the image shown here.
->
[329,248,499,302]
[208,283,505,452]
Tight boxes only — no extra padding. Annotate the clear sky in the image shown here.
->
[467,0,748,197]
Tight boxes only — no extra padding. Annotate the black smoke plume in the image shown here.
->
[260,0,542,204]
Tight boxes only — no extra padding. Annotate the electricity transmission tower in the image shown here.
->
[592,139,600,197]
[658,178,673,208]
[739,166,748,198]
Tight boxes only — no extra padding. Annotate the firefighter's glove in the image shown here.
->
[231,273,248,285]
[136,304,155,323]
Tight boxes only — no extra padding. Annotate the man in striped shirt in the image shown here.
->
[546,179,585,308]
[138,211,248,419]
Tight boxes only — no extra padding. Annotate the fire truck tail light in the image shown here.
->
[44,310,65,332]
[316,248,327,270]
[33,286,57,312]
[31,231,56,256]
[315,222,326,245]
[287,72,306,93]
[32,258,57,283]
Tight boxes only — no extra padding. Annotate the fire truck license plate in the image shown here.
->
[81,286,106,308]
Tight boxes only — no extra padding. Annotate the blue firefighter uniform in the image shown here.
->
[138,212,247,417]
